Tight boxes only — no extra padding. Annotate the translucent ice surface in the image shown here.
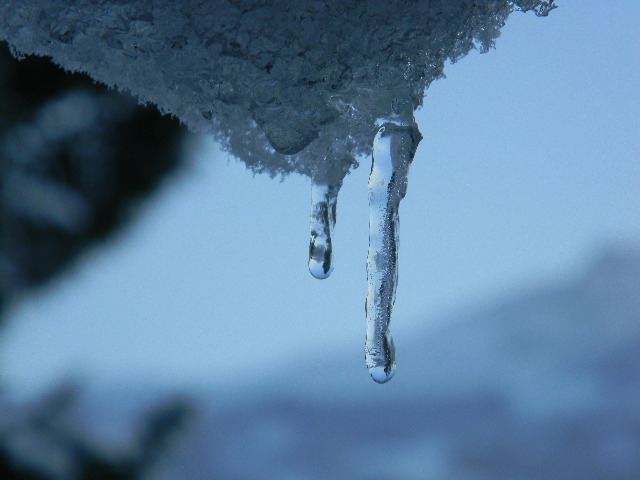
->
[365,106,422,383]
[309,180,339,279]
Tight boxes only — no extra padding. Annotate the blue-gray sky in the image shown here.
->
[2,1,638,395]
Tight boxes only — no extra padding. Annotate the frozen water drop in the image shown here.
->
[369,366,395,384]
[365,106,422,383]
[367,329,396,384]
[308,180,339,279]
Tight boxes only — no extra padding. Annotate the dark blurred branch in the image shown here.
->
[0,385,193,480]
[0,41,189,319]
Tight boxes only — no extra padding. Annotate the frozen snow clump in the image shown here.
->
[1,0,554,183]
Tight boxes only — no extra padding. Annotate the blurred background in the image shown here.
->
[1,2,639,479]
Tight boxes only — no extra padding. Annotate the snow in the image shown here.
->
[0,1,553,182]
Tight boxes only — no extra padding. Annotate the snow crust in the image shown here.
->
[0,1,553,182]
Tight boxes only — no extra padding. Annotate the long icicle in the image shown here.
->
[365,111,422,383]
[308,180,339,279]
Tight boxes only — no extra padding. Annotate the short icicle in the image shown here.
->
[308,180,339,279]
[365,104,422,383]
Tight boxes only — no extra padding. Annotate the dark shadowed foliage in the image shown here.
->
[0,384,193,480]
[0,40,191,480]
[0,41,188,319]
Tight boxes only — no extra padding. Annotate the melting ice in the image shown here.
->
[365,105,422,383]
[0,0,555,383]
[308,180,339,279]
[307,100,421,383]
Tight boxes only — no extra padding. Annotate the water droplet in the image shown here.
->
[308,180,339,279]
[365,107,422,383]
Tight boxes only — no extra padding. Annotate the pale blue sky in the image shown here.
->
[1,1,638,395]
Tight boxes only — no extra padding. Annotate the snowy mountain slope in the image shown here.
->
[144,247,640,479]
[4,247,636,479]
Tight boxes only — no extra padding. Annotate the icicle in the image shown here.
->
[365,103,422,383]
[308,180,339,279]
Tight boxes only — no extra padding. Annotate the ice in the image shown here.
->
[365,101,422,383]
[0,0,554,382]
[308,180,339,280]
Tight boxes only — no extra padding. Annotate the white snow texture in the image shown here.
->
[1,0,552,183]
